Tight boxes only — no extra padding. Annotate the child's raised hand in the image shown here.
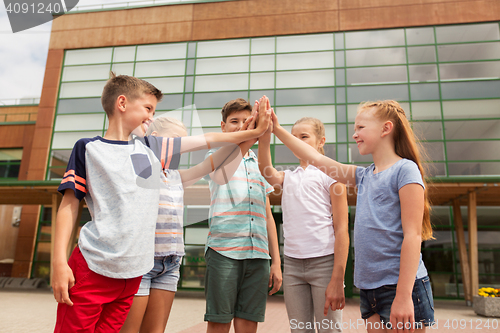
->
[270,109,280,132]
[255,95,271,134]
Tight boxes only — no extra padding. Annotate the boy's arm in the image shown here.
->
[52,189,79,306]
[390,183,424,333]
[179,116,258,187]
[271,111,357,187]
[258,125,284,187]
[324,182,350,315]
[265,197,282,295]
[179,96,271,154]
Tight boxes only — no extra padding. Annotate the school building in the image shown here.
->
[0,0,499,302]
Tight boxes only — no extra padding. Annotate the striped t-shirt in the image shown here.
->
[155,169,185,257]
[206,150,273,260]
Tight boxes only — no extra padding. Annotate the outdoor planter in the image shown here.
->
[473,295,500,317]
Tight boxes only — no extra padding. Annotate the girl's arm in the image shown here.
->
[257,124,284,187]
[390,183,424,333]
[271,111,357,187]
[324,182,350,315]
[265,197,283,295]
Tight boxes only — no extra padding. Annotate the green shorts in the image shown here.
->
[204,247,270,323]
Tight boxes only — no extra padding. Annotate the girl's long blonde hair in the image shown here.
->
[358,100,433,241]
[146,116,187,136]
[293,117,326,155]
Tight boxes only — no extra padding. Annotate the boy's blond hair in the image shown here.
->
[145,116,187,136]
[101,72,163,118]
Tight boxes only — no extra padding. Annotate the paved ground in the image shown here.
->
[0,288,499,332]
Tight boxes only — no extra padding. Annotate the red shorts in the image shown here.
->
[54,247,142,333]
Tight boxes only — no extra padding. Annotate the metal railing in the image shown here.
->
[0,98,40,106]
[68,0,231,13]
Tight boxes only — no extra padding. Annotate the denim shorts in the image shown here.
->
[359,276,435,328]
[136,255,182,295]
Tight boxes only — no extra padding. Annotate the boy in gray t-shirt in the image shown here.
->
[52,74,271,332]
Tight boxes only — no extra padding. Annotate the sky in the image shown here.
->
[0,0,150,103]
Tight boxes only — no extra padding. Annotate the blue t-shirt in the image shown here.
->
[354,158,428,290]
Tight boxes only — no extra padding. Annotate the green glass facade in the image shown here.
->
[32,22,500,297]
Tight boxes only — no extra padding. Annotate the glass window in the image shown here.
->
[197,39,250,58]
[156,94,184,111]
[406,27,435,45]
[426,162,446,177]
[407,46,436,63]
[113,46,136,62]
[345,29,405,48]
[441,81,500,100]
[186,59,195,75]
[347,66,407,85]
[411,101,442,120]
[195,74,248,92]
[276,52,334,70]
[0,149,22,179]
[436,23,500,43]
[346,48,406,67]
[337,123,347,142]
[64,48,112,65]
[196,56,249,75]
[185,228,209,244]
[274,144,299,164]
[347,85,409,104]
[251,37,275,54]
[410,83,440,101]
[438,42,500,62]
[135,60,186,77]
[335,33,344,49]
[50,150,72,166]
[276,70,334,89]
[277,33,333,53]
[194,91,248,109]
[275,87,335,106]
[57,98,103,114]
[146,77,185,94]
[249,90,274,107]
[136,43,187,61]
[440,61,500,80]
[448,162,500,176]
[275,105,335,125]
[62,64,110,82]
[187,42,196,58]
[335,51,345,67]
[420,141,445,161]
[250,55,274,72]
[336,69,345,86]
[408,65,438,82]
[59,81,107,98]
[111,63,134,76]
[196,109,224,127]
[54,114,105,132]
[446,141,500,161]
[412,121,443,141]
[52,131,102,149]
[442,99,500,119]
[445,120,500,140]
[250,73,274,90]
